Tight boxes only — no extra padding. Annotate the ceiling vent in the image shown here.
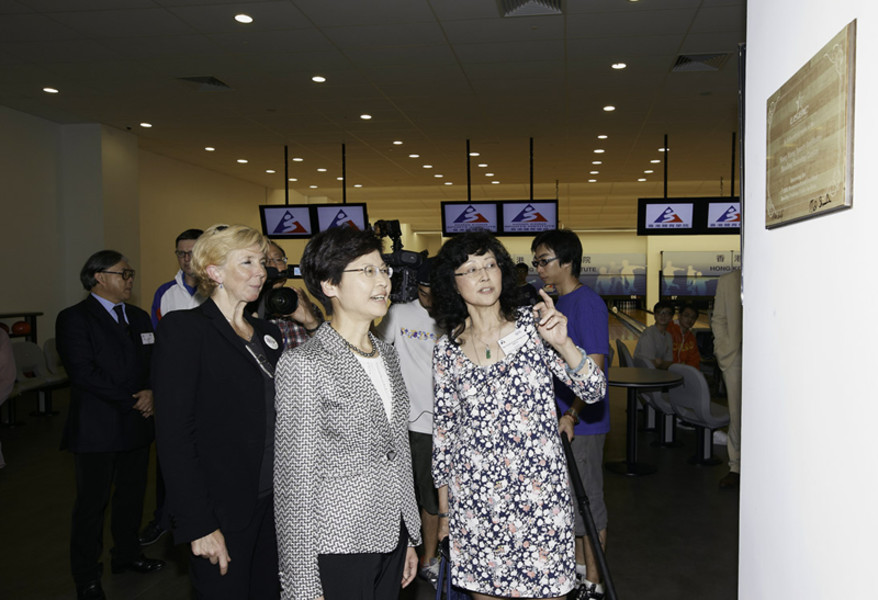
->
[671,53,731,72]
[498,0,563,17]
[177,76,233,91]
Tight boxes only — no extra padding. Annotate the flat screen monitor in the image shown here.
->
[637,197,741,235]
[259,205,314,239]
[314,203,369,232]
[706,201,742,230]
[500,200,558,235]
[441,201,499,235]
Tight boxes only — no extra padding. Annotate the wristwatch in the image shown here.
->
[564,407,580,425]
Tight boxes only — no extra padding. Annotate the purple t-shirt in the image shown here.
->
[554,284,610,435]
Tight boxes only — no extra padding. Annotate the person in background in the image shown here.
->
[431,231,607,600]
[712,270,743,489]
[514,262,541,305]
[153,224,283,598]
[56,250,163,600]
[0,328,15,468]
[532,229,610,600]
[375,258,444,588]
[667,303,701,369]
[141,228,205,547]
[274,226,421,600]
[633,300,675,369]
[261,241,322,350]
[150,228,204,328]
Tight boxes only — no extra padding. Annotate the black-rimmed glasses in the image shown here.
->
[531,257,559,268]
[101,269,136,280]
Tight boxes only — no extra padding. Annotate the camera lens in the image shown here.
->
[264,287,299,316]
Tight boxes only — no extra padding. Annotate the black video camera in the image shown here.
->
[373,219,426,304]
[261,267,300,317]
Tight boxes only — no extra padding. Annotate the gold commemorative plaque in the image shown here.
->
[765,20,856,228]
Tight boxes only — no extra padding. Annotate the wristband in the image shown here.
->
[565,346,589,376]
[563,407,581,426]
[438,512,449,518]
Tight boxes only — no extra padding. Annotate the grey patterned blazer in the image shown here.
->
[274,322,422,600]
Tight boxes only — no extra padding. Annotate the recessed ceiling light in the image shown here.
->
[234,14,253,24]
[204,147,215,152]
[592,160,602,165]
[444,182,453,186]
[590,171,599,175]
[588,179,597,183]
[360,114,372,120]
[393,140,403,145]
[477,163,488,168]
[288,178,297,182]
[469,152,480,157]
[309,185,318,189]
[236,159,248,164]
[491,181,500,185]
[650,159,661,163]
[292,157,303,162]
[140,122,152,128]
[317,168,327,172]
[658,148,669,152]
[638,178,647,182]
[612,62,627,70]
[594,149,605,154]
[422,164,432,169]
[434,174,443,178]
[311,75,326,83]
[408,154,420,158]
[336,177,343,181]
[266,169,276,174]
[597,134,608,139]
[485,173,494,177]
[603,105,615,112]
[42,87,59,94]
[644,170,654,174]
[354,184,363,188]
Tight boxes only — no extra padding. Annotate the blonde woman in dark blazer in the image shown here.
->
[154,224,283,599]
[274,226,421,600]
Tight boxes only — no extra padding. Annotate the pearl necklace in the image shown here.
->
[341,334,379,358]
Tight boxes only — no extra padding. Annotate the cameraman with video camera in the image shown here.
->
[256,242,323,350]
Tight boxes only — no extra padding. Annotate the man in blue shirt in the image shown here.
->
[150,228,204,328]
[532,230,609,600]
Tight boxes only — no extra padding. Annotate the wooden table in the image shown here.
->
[605,367,683,476]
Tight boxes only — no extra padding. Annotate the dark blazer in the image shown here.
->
[152,298,283,544]
[56,295,154,453]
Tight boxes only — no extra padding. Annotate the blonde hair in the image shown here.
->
[192,224,270,297]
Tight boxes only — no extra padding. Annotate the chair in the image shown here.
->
[667,363,730,466]
[43,338,68,379]
[615,339,633,367]
[632,357,680,446]
[11,341,61,417]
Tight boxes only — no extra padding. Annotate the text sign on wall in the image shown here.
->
[765,20,855,228]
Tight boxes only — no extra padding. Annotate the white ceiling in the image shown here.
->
[0,0,746,231]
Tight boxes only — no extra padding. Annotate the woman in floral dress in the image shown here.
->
[430,232,607,600]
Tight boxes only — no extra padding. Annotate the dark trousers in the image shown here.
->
[70,446,150,584]
[318,523,408,600]
[150,455,166,527]
[189,494,279,600]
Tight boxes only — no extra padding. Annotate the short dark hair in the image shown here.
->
[515,262,529,274]
[531,229,582,276]
[431,231,519,341]
[269,241,286,258]
[654,300,675,314]
[300,226,383,315]
[679,303,699,318]
[175,229,203,246]
[80,250,125,291]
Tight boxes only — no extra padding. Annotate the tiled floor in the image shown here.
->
[1,380,738,600]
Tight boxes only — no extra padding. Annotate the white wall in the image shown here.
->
[742,2,878,597]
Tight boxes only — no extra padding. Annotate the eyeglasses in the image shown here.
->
[454,262,499,280]
[101,269,136,280]
[532,256,559,269]
[266,256,288,264]
[343,265,393,278]
[174,250,193,259]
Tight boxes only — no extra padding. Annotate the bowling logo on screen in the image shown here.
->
[707,202,741,229]
[645,203,694,230]
[264,207,312,236]
[443,203,498,233]
[502,201,556,233]
[315,205,367,232]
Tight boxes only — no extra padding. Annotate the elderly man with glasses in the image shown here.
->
[56,250,164,600]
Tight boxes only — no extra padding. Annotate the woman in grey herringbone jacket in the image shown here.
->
[274,226,422,600]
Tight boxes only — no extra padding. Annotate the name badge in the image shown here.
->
[141,332,155,345]
[497,327,528,356]
[263,334,279,350]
